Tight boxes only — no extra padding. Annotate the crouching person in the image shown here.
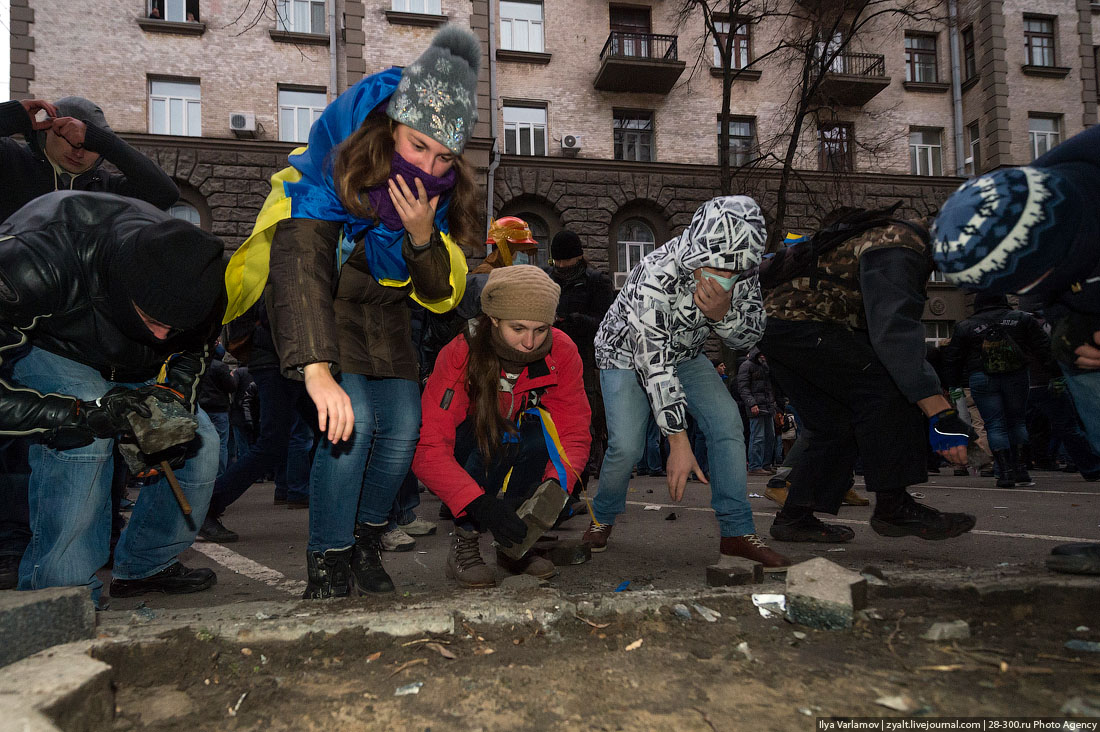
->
[587,196,791,571]
[0,191,226,604]
[413,266,591,587]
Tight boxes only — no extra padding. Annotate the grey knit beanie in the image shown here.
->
[481,265,561,325]
[386,25,480,154]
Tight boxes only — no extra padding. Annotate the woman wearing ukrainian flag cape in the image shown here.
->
[236,26,480,599]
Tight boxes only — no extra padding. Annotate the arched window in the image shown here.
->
[615,218,655,286]
[168,202,201,226]
[509,213,549,267]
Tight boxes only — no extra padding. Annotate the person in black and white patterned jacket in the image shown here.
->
[583,196,791,571]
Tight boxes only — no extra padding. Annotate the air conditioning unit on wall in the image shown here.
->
[561,134,583,151]
[230,112,257,138]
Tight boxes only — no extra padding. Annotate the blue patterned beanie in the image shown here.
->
[931,166,1081,294]
[386,25,480,154]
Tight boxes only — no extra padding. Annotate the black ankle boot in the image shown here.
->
[351,523,395,594]
[992,450,1016,488]
[303,547,352,599]
[1009,446,1035,486]
[870,491,976,541]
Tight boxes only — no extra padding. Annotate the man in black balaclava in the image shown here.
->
[545,230,615,483]
[0,191,226,605]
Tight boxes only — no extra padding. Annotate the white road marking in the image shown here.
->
[746,479,1100,497]
[191,541,306,596]
[623,500,1096,543]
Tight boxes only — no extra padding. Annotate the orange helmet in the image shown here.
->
[486,216,537,246]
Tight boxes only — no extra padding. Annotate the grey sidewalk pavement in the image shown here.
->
[95,469,1100,614]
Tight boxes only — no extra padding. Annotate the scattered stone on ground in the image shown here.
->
[921,620,971,641]
[0,587,96,667]
[786,557,867,630]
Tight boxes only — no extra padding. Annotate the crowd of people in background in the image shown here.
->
[1,24,1098,607]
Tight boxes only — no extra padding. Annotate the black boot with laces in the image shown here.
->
[351,523,395,594]
[870,491,975,540]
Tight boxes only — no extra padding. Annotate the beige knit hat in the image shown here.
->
[480,265,561,325]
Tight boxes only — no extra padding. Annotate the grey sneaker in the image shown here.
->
[397,517,438,536]
[446,527,497,588]
[380,528,415,552]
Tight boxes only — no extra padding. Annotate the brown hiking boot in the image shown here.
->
[842,488,869,506]
[582,521,613,552]
[446,527,497,588]
[720,534,792,573]
[496,549,556,579]
[763,483,788,506]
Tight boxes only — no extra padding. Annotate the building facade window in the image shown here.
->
[718,116,756,166]
[909,128,943,176]
[966,121,980,175]
[168,202,201,226]
[391,0,442,12]
[615,218,656,286]
[276,0,325,33]
[279,89,326,143]
[923,320,953,346]
[613,110,654,162]
[905,33,938,82]
[712,19,750,69]
[500,1,544,53]
[149,0,199,22]
[149,80,201,136]
[1024,16,1055,67]
[962,26,977,80]
[818,123,853,172]
[609,6,652,58]
[1028,115,1061,159]
[503,104,547,156]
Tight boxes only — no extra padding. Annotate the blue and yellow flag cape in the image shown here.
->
[223,67,467,323]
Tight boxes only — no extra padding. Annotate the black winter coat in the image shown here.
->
[736,348,777,414]
[546,262,615,367]
[0,192,221,438]
[943,305,1051,387]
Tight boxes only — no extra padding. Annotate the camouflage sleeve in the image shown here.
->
[709,274,766,351]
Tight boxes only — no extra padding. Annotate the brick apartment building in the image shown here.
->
[8,0,1099,337]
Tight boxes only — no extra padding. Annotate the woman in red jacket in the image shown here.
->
[414,266,592,588]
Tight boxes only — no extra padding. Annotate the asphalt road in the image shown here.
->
[103,468,1100,612]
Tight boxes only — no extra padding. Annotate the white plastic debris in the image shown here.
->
[692,603,721,622]
[736,641,752,661]
[752,593,787,618]
[643,505,662,511]
[254,612,272,621]
[394,682,424,696]
[671,603,693,620]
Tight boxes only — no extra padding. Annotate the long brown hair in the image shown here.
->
[464,314,515,459]
[331,110,481,249]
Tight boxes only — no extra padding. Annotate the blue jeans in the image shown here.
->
[207,411,230,477]
[275,413,313,503]
[747,414,776,470]
[389,472,422,528]
[969,370,1029,452]
[1062,366,1100,455]
[10,347,217,601]
[209,368,308,517]
[640,414,664,473]
[595,354,756,537]
[308,375,420,552]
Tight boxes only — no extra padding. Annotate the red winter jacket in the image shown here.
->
[413,328,592,516]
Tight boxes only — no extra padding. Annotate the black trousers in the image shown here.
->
[453,415,549,531]
[758,319,927,514]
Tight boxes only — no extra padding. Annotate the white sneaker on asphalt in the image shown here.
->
[380,528,416,552]
[397,517,437,536]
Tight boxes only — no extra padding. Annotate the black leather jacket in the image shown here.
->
[0,191,221,437]
[943,305,1052,387]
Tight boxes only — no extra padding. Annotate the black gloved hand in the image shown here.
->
[80,387,152,439]
[134,383,189,410]
[463,494,528,548]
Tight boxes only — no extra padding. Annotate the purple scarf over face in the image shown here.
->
[365,152,457,230]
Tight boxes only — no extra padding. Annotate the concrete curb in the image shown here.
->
[5,567,1096,731]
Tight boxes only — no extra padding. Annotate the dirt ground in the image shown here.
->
[96,580,1100,731]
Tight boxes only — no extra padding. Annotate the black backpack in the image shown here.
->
[977,317,1027,375]
[756,203,929,290]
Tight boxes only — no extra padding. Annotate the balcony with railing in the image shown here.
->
[814,52,891,106]
[593,32,687,93]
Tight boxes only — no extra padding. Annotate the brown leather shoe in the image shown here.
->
[446,527,497,588]
[496,550,556,579]
[763,484,788,506]
[842,488,869,506]
[581,521,613,552]
[719,534,791,572]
